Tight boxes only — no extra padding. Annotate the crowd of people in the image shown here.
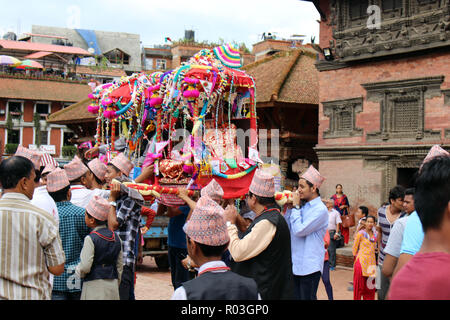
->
[0,143,449,300]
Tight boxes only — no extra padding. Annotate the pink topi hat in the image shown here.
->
[301,165,326,189]
[200,179,224,203]
[42,163,57,176]
[88,158,107,182]
[110,153,134,176]
[249,168,275,198]
[15,145,42,170]
[184,196,230,246]
[422,145,450,165]
[86,195,111,221]
[64,157,89,181]
[46,168,70,193]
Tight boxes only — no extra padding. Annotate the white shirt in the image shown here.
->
[92,188,111,200]
[31,186,59,225]
[70,185,94,208]
[171,261,262,300]
[328,208,342,231]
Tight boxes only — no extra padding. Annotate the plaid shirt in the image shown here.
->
[53,202,90,293]
[116,195,142,271]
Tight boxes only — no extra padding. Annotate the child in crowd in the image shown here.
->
[104,153,144,300]
[172,196,260,300]
[76,196,123,300]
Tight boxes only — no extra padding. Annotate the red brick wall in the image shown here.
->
[0,99,6,122]
[318,50,450,147]
[22,127,33,148]
[318,0,333,61]
[336,254,354,268]
[23,101,34,123]
[50,128,61,157]
[0,128,4,155]
[51,102,63,114]
[253,39,293,57]
[319,159,383,211]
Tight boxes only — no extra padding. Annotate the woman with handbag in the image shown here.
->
[331,184,352,245]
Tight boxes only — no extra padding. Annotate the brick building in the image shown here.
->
[244,40,319,188]
[304,0,450,213]
[0,75,92,158]
[143,31,255,72]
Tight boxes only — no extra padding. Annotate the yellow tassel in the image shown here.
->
[122,121,129,138]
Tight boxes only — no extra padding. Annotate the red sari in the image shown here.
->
[331,194,350,244]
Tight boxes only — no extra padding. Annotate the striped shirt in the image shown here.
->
[377,205,406,265]
[0,193,66,300]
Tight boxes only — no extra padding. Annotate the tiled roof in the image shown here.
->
[242,48,319,105]
[0,40,92,56]
[47,98,95,124]
[24,51,53,59]
[0,77,92,102]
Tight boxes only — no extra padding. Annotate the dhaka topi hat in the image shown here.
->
[64,157,89,181]
[301,165,325,189]
[88,158,107,182]
[422,145,450,166]
[46,168,70,193]
[249,168,275,198]
[184,195,230,247]
[200,179,224,203]
[110,153,134,177]
[42,163,57,176]
[86,195,111,222]
[15,145,42,170]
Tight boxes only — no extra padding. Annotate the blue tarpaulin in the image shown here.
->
[75,29,102,56]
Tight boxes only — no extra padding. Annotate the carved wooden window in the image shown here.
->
[323,98,363,139]
[349,0,369,20]
[363,76,444,141]
[382,0,403,11]
[392,97,420,132]
[416,0,437,4]
[336,110,353,131]
[412,0,440,14]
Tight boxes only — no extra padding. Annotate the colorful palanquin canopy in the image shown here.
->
[86,44,260,203]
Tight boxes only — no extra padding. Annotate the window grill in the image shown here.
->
[393,98,419,132]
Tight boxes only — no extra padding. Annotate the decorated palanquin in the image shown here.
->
[87,43,260,206]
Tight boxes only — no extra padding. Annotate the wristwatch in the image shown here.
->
[109,201,117,207]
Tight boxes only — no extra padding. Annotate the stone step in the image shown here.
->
[336,241,354,268]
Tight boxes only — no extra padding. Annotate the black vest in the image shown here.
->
[230,206,295,300]
[183,270,259,300]
[85,227,122,282]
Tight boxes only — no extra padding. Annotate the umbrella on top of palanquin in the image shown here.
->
[0,55,21,66]
[15,59,44,69]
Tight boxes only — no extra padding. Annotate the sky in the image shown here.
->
[0,0,320,50]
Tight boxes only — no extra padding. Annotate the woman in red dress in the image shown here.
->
[331,184,350,245]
